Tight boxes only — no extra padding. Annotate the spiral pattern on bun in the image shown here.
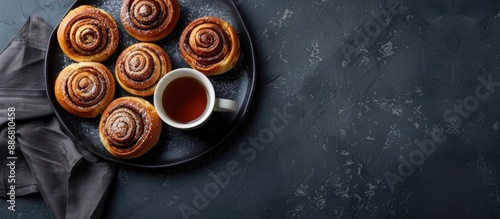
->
[57,5,119,62]
[179,16,240,76]
[54,62,116,118]
[121,0,180,42]
[115,43,171,96]
[99,97,162,159]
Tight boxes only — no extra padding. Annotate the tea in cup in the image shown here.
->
[154,68,238,129]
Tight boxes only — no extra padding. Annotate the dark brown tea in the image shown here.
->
[162,77,208,123]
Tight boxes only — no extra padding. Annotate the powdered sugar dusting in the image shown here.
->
[53,0,253,164]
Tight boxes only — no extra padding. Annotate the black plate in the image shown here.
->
[44,0,255,168]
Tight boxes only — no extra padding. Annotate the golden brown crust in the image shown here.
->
[57,5,119,62]
[115,43,172,96]
[120,0,180,42]
[179,16,240,76]
[54,62,116,118]
[99,97,162,159]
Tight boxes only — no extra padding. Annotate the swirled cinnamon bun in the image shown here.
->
[120,0,180,42]
[115,43,172,96]
[54,62,116,118]
[57,5,119,62]
[99,97,162,159]
[179,16,240,76]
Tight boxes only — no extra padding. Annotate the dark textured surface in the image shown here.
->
[2,0,500,218]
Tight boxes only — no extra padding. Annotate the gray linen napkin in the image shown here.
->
[0,16,116,219]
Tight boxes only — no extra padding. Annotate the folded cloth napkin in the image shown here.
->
[0,16,116,219]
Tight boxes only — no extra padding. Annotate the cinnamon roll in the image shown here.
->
[99,97,162,159]
[115,43,172,96]
[57,5,119,62]
[120,0,180,42]
[54,62,116,118]
[179,16,240,76]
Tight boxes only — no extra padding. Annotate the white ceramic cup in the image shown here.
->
[154,68,238,130]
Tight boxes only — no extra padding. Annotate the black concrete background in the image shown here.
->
[2,0,500,218]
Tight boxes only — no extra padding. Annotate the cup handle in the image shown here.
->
[214,98,238,112]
